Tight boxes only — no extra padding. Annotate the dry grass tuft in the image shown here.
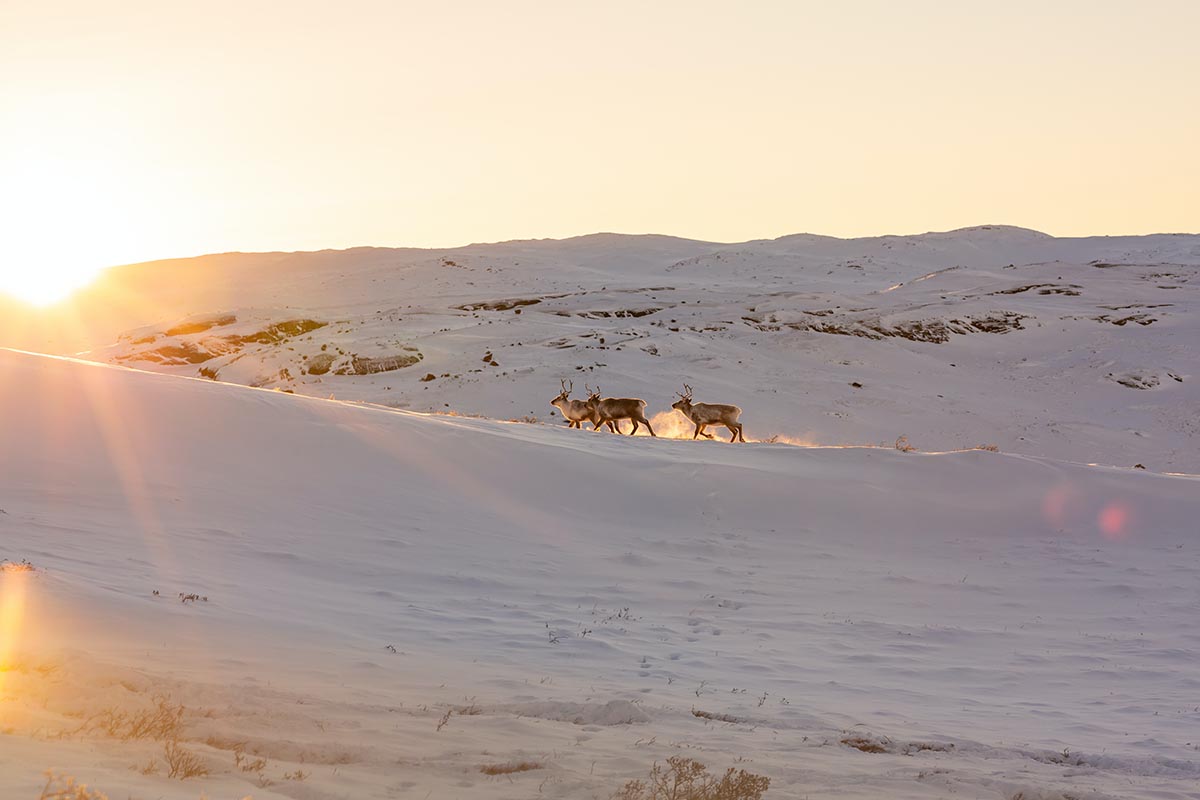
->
[894,435,916,452]
[480,761,542,775]
[76,693,184,742]
[692,708,744,724]
[840,735,889,753]
[163,739,208,779]
[38,772,108,800]
[615,756,769,800]
[233,746,267,774]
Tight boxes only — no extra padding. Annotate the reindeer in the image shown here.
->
[587,385,656,437]
[671,384,745,442]
[549,379,601,429]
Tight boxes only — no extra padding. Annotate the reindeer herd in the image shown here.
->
[550,380,746,443]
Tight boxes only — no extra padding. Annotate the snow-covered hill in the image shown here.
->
[10,225,1193,471]
[1,348,1197,799]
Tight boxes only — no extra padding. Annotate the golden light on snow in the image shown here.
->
[629,410,821,446]
[0,567,31,693]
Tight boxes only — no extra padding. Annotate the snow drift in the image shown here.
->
[1,348,1197,798]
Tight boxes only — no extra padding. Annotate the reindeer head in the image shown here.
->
[585,384,603,404]
[671,383,694,414]
[550,379,572,408]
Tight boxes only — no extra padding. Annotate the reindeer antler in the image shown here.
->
[560,378,568,394]
[678,383,693,400]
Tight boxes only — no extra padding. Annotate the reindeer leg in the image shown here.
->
[629,418,639,435]
[737,424,745,443]
[727,425,737,442]
[693,422,702,440]
[641,416,656,437]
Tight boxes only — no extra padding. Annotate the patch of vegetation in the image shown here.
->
[229,319,327,345]
[840,734,953,755]
[115,342,214,365]
[38,772,108,800]
[305,352,336,375]
[165,314,237,336]
[840,735,889,753]
[163,739,208,779]
[73,692,184,742]
[480,761,542,775]
[692,708,744,724]
[615,757,770,800]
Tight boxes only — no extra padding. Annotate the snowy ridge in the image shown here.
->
[13,225,1189,472]
[1,348,1197,799]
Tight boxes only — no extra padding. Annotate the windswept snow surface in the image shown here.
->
[1,349,1198,799]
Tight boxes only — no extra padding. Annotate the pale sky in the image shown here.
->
[2,0,1198,302]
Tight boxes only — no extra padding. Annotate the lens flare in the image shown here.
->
[1041,483,1083,528]
[1098,502,1133,541]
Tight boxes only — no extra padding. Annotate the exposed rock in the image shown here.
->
[166,314,238,336]
[335,352,423,375]
[993,284,1081,296]
[1108,372,1159,390]
[228,319,327,345]
[758,313,1029,343]
[114,342,214,365]
[576,308,662,319]
[305,353,336,375]
[457,298,542,312]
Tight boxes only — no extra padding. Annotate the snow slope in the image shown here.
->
[1,348,1197,799]
[13,225,1192,472]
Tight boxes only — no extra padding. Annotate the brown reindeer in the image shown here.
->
[671,384,745,442]
[549,379,601,429]
[587,385,655,436]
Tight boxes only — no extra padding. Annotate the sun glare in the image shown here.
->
[1,154,116,305]
[1,262,105,307]
[1,128,153,306]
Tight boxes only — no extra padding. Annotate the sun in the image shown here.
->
[0,262,106,307]
[0,155,119,306]
[1,128,152,306]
